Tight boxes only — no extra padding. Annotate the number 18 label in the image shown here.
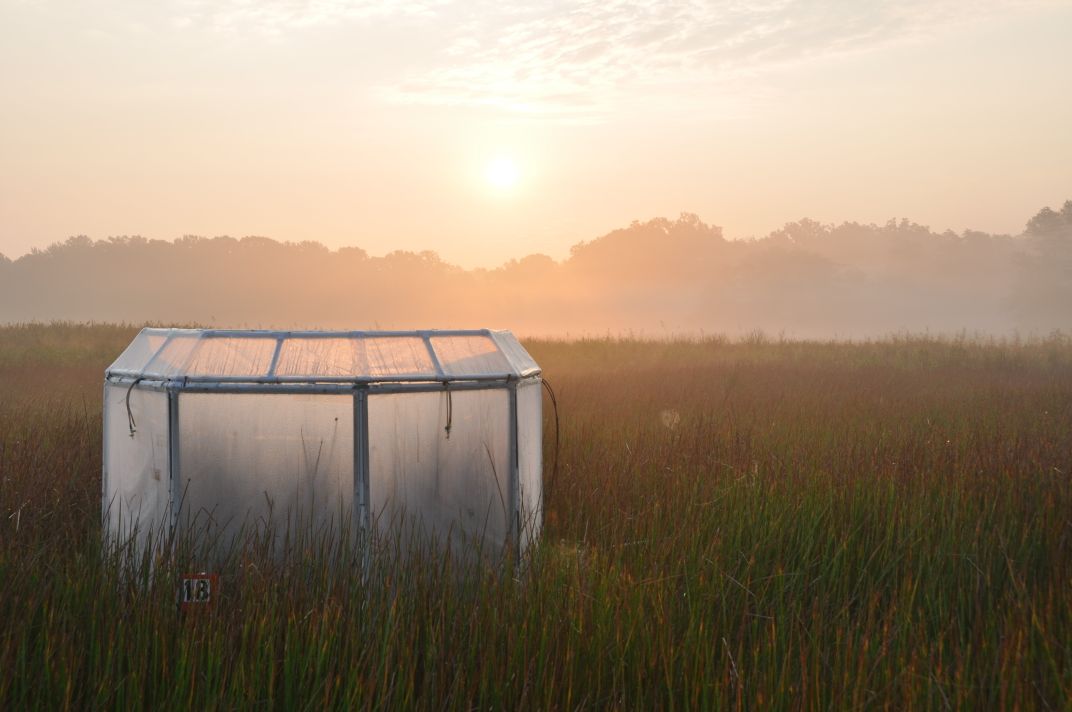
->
[180,573,219,611]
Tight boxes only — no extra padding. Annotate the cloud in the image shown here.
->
[21,0,1049,119]
[168,0,449,35]
[381,0,1046,119]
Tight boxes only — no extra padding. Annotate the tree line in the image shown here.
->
[1,201,1069,337]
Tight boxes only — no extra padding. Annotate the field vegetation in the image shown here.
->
[1,323,1071,709]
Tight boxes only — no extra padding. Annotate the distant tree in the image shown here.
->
[1025,200,1072,237]
[65,235,93,249]
[768,218,830,245]
[0,200,1067,334]
[35,234,94,256]
[1013,200,1072,327]
[337,246,368,261]
[1022,201,1072,259]
[239,236,282,249]
[105,235,149,248]
[508,253,557,273]
[567,213,724,279]
[297,240,329,253]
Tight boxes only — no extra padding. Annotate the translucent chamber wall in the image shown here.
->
[178,393,355,545]
[103,384,542,560]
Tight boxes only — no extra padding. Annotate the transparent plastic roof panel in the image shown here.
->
[107,328,540,384]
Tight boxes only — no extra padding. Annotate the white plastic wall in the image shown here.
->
[176,393,354,549]
[103,384,171,553]
[517,381,543,552]
[367,389,511,557]
[103,376,542,563]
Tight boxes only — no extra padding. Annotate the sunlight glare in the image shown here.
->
[485,156,519,191]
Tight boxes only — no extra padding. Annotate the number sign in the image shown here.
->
[179,573,219,612]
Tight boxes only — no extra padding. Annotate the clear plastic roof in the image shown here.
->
[107,329,540,382]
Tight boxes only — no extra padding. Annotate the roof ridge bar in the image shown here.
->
[105,371,514,383]
[192,329,493,339]
[421,333,446,380]
[266,336,284,377]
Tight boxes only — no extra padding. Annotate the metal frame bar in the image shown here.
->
[138,328,495,339]
[508,381,520,561]
[266,338,284,377]
[167,389,181,534]
[104,376,533,396]
[105,370,525,384]
[101,381,110,529]
[353,388,371,534]
[422,333,446,379]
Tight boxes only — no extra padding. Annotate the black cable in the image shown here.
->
[541,378,560,501]
[444,386,453,439]
[125,377,143,437]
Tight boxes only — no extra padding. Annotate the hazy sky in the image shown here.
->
[1,0,1070,267]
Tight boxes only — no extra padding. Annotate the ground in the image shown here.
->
[1,324,1070,709]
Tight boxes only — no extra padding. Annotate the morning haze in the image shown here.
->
[2,201,1069,337]
[6,3,1072,709]
[0,0,1070,334]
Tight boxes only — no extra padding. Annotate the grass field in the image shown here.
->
[1,323,1071,709]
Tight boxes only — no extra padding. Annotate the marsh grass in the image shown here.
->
[1,325,1070,709]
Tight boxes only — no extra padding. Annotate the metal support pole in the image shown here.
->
[167,389,181,536]
[353,389,371,535]
[508,381,520,562]
[101,382,111,535]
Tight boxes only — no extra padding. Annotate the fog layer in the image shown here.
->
[2,201,1069,337]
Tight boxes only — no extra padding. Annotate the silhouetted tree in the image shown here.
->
[1026,200,1072,237]
[1011,202,1072,328]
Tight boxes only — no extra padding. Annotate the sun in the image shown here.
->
[485,156,519,190]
